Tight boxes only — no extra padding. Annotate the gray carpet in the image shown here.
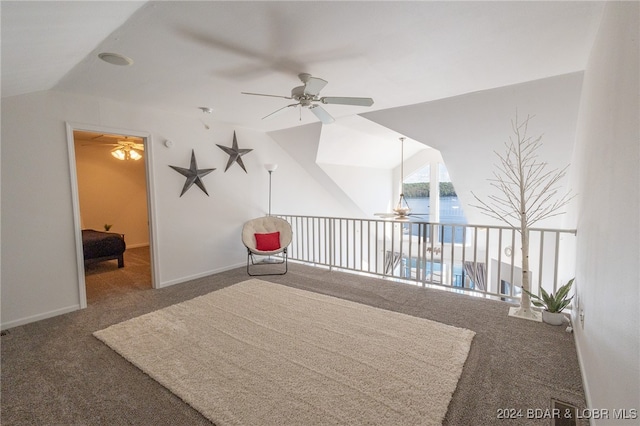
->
[1,247,587,425]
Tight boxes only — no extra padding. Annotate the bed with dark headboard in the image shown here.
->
[82,229,126,268]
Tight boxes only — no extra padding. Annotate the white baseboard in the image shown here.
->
[127,242,150,249]
[571,311,594,418]
[158,262,245,288]
[1,261,245,329]
[1,304,81,331]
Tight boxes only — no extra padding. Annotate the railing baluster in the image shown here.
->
[389,222,395,277]
[415,223,421,283]
[485,229,491,294]
[419,224,424,281]
[553,231,560,293]
[367,220,371,272]
[338,219,342,268]
[497,228,503,295]
[538,231,545,296]
[472,226,478,291]
[450,225,455,286]
[313,217,318,263]
[307,217,312,262]
[375,221,380,275]
[326,217,330,265]
[509,229,516,293]
[352,219,356,270]
[330,217,334,267]
[461,226,466,288]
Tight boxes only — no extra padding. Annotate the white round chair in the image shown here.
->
[241,216,293,276]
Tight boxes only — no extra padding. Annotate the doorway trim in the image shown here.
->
[66,122,160,309]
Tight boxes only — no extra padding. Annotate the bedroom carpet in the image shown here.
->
[94,279,475,426]
[1,248,588,425]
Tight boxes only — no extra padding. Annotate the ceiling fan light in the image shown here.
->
[111,148,126,160]
[394,193,411,216]
[129,149,143,161]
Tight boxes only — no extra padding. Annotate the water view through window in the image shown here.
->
[403,163,467,240]
[404,196,466,224]
[401,163,468,285]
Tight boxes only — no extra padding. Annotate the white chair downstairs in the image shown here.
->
[241,216,293,276]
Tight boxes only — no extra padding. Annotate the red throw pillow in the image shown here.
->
[254,232,281,251]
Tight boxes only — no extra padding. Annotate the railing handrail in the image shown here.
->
[275,213,577,235]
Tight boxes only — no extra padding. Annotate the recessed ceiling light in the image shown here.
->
[98,52,134,66]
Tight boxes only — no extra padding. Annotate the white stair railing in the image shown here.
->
[278,215,576,302]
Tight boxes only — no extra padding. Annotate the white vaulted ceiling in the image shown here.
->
[1,1,146,98]
[1,1,605,168]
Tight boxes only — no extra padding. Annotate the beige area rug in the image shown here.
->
[94,279,475,426]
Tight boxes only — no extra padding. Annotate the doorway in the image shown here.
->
[67,123,157,307]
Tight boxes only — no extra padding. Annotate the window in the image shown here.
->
[438,163,466,225]
[403,162,467,225]
[403,164,430,219]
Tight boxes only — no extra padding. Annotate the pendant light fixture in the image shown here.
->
[394,137,411,216]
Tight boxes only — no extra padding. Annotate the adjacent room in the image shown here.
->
[73,130,152,302]
[1,1,637,425]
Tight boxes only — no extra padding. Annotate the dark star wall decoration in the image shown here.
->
[169,149,216,197]
[216,131,253,173]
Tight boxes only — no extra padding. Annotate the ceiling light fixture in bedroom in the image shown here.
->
[111,146,142,161]
[107,138,144,161]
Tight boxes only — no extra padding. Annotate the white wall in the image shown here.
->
[362,72,584,228]
[268,123,370,218]
[2,91,84,326]
[569,2,639,422]
[318,164,391,219]
[74,140,149,247]
[0,90,359,328]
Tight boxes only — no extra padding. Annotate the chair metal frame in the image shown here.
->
[246,247,288,276]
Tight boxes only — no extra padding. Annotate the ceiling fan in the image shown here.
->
[241,73,374,124]
[108,139,144,161]
[375,137,428,221]
[80,134,144,161]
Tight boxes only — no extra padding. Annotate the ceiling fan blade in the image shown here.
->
[303,77,328,96]
[374,213,411,221]
[241,92,292,100]
[309,105,334,124]
[320,96,374,107]
[262,103,299,120]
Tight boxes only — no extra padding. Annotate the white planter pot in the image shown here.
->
[542,310,566,326]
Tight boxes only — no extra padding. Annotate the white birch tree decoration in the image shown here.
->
[471,113,573,321]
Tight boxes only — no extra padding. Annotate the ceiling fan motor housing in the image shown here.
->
[291,85,316,105]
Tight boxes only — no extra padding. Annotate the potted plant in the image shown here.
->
[522,278,574,325]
